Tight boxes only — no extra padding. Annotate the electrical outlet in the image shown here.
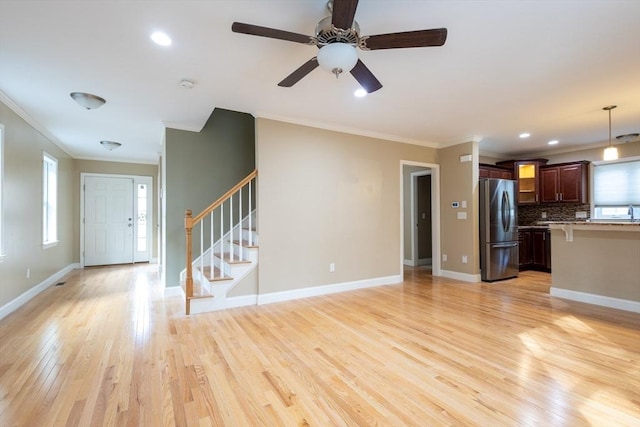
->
[462,255,468,264]
[442,254,447,262]
[26,268,30,278]
[541,212,547,219]
[329,263,335,273]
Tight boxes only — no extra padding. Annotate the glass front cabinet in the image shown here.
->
[496,159,548,205]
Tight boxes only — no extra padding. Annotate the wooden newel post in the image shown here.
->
[185,209,193,315]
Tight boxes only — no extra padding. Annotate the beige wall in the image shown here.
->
[0,101,75,309]
[439,141,480,276]
[256,119,438,294]
[73,160,159,261]
[551,228,640,301]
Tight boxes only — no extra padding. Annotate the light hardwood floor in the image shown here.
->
[0,265,638,426]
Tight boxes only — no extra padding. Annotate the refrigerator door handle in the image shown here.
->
[501,190,511,231]
[492,242,519,248]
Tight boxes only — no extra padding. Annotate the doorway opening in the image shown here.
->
[401,161,441,278]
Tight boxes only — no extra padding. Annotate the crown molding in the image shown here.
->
[0,90,76,158]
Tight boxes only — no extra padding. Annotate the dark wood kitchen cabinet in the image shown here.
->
[518,230,531,268]
[519,228,551,272]
[540,161,589,203]
[479,164,513,179]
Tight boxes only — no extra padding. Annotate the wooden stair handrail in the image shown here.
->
[191,170,257,225]
[184,169,257,314]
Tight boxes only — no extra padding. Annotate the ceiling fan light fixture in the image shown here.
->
[100,140,122,151]
[70,92,106,109]
[602,105,618,161]
[317,43,358,78]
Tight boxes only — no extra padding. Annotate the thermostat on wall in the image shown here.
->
[452,202,459,208]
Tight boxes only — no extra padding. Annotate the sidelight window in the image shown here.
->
[42,152,58,247]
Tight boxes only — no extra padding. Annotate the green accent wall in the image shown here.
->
[165,108,255,287]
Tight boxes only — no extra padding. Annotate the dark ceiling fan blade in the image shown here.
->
[278,58,319,87]
[350,60,382,93]
[331,0,359,30]
[362,28,448,50]
[232,22,314,44]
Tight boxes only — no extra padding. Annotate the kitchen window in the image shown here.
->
[592,158,640,219]
[42,152,58,247]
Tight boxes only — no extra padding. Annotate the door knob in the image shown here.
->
[128,224,132,227]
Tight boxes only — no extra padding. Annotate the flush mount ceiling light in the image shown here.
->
[100,140,122,151]
[151,31,172,46]
[602,105,618,161]
[70,92,106,109]
[519,132,531,139]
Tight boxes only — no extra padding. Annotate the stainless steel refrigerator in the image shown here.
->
[479,178,519,281]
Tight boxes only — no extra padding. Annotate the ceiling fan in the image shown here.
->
[232,0,447,93]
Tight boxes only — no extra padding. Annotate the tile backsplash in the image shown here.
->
[518,203,591,226]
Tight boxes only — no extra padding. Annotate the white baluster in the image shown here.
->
[248,180,253,246]
[220,203,224,278]
[229,195,233,262]
[209,212,213,280]
[199,222,203,283]
[239,186,243,258]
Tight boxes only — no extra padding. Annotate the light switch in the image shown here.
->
[461,200,467,208]
[421,212,426,219]
[457,211,467,219]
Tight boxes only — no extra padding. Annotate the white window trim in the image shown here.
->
[0,123,5,261]
[42,151,59,249]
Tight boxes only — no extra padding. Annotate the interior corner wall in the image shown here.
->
[164,108,255,287]
[439,141,479,278]
[0,100,75,310]
[256,118,437,295]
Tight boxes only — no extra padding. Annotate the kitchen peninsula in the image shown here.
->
[548,221,640,312]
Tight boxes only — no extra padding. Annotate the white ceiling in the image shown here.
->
[1,0,639,164]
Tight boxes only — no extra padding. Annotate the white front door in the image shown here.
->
[84,176,134,266]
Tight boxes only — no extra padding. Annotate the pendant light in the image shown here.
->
[602,105,618,161]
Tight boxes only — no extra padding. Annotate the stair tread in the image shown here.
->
[221,252,252,264]
[232,239,259,248]
[181,279,213,299]
[201,266,234,282]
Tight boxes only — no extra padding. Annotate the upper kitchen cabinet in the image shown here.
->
[496,159,548,205]
[479,164,513,179]
[540,161,589,203]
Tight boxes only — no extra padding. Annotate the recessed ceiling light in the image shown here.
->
[354,88,367,98]
[548,140,559,145]
[151,31,172,46]
[519,132,531,139]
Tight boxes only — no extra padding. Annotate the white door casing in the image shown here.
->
[84,176,134,266]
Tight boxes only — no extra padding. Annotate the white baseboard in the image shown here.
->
[403,259,415,266]
[257,275,402,306]
[439,269,481,283]
[550,287,640,313]
[226,294,259,308]
[0,263,80,321]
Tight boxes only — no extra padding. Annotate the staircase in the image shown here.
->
[182,170,257,314]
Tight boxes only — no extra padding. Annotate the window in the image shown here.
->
[137,183,148,252]
[0,124,4,258]
[593,159,640,219]
[42,152,58,247]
